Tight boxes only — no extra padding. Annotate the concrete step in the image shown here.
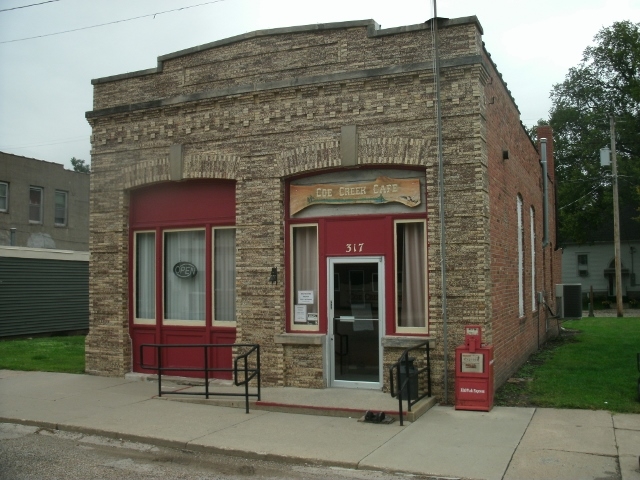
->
[126,374,437,422]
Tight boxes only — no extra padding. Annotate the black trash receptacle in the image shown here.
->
[399,357,419,401]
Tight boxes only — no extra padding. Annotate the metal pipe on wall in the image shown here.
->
[540,138,549,248]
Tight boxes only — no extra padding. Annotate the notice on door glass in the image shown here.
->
[461,353,484,373]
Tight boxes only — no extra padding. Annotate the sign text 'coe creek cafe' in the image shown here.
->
[290,176,421,214]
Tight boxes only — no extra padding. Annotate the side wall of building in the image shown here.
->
[562,242,640,298]
[484,56,562,387]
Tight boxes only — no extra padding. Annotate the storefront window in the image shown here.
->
[164,229,206,324]
[292,225,319,330]
[214,228,236,323]
[395,221,427,333]
[134,232,156,323]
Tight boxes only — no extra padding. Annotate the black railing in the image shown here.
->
[140,343,261,413]
[389,341,432,426]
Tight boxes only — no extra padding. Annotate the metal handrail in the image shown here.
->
[388,341,432,426]
[140,343,261,413]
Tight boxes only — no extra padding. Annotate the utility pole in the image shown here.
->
[602,116,624,317]
[610,116,624,317]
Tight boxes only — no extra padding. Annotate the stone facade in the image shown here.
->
[85,17,561,401]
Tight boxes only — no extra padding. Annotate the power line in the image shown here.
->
[559,184,601,211]
[0,0,226,44]
[0,135,88,149]
[0,0,60,13]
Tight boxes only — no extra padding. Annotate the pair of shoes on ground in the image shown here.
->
[364,410,386,423]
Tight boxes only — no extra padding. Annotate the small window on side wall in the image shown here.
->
[577,254,589,277]
[55,190,68,226]
[395,220,427,334]
[29,186,43,223]
[0,182,8,212]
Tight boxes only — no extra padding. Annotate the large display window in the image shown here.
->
[163,229,206,326]
[395,220,427,334]
[134,231,156,324]
[213,227,236,325]
[290,224,319,331]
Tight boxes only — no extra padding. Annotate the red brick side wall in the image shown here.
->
[484,55,561,388]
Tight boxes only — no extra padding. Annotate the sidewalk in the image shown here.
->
[0,369,638,480]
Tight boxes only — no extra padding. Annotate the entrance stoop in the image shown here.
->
[129,375,437,422]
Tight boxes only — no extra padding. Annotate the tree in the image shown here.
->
[70,157,90,174]
[549,20,640,245]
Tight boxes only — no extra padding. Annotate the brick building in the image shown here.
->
[0,153,90,337]
[85,17,561,401]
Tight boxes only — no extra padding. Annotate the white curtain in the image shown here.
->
[399,222,425,328]
[294,226,318,316]
[135,232,155,319]
[214,229,236,321]
[165,230,205,321]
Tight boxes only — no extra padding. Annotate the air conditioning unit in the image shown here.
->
[555,284,582,319]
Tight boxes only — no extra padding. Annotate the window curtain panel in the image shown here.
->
[136,232,156,319]
[400,223,425,327]
[294,227,318,315]
[165,230,205,321]
[214,229,236,321]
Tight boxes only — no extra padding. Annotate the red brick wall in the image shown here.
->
[484,55,561,388]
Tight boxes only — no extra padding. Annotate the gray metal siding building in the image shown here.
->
[0,247,89,337]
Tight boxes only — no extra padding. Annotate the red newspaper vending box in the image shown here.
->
[455,325,494,411]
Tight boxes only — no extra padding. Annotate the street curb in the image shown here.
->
[0,417,370,473]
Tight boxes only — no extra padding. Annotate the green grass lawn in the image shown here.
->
[496,317,640,413]
[0,335,85,374]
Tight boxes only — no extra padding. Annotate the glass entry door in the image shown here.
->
[328,257,383,389]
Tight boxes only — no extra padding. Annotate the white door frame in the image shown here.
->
[326,256,384,389]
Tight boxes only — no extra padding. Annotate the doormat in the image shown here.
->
[358,411,395,424]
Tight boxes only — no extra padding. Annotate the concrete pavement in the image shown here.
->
[0,369,638,480]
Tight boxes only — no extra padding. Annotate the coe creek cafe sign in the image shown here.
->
[173,262,198,278]
[290,176,421,214]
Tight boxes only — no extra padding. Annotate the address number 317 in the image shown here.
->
[345,243,364,253]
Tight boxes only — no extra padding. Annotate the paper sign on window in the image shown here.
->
[294,305,307,323]
[297,290,314,304]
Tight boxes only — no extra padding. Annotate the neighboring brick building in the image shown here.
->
[0,152,89,251]
[85,17,561,401]
[0,153,90,337]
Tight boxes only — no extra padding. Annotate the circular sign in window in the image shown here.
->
[173,262,197,278]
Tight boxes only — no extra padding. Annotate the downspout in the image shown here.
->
[540,138,549,248]
[433,2,449,404]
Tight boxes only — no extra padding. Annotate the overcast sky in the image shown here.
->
[0,0,638,171]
